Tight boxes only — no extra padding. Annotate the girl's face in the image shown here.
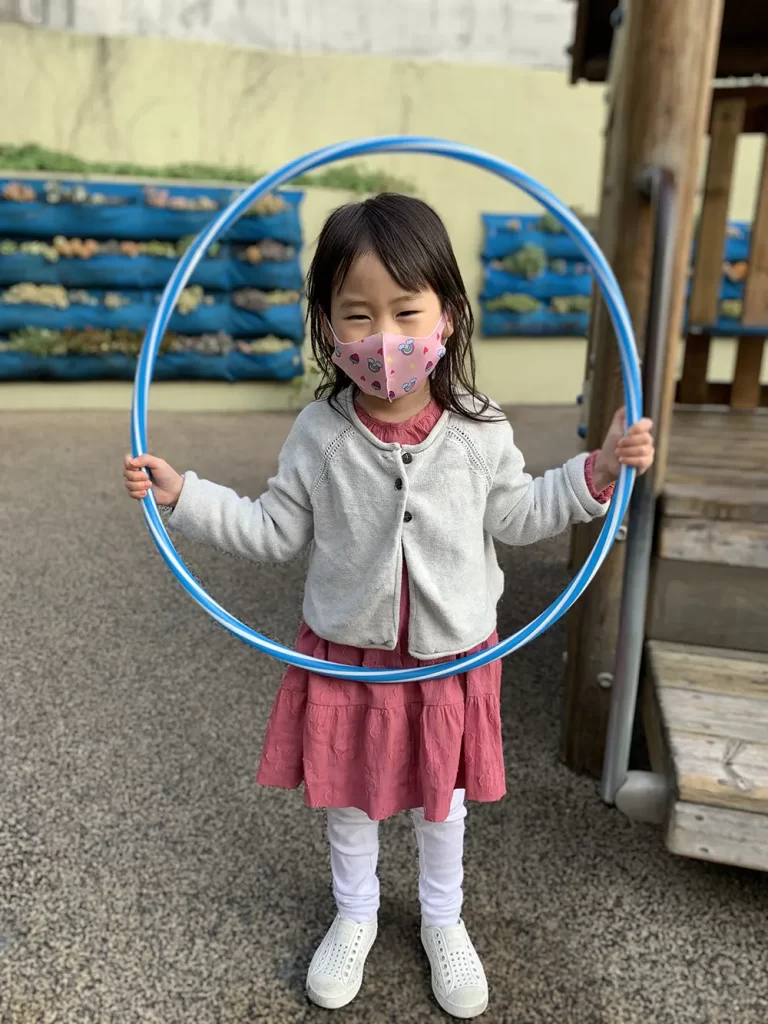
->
[329,252,451,344]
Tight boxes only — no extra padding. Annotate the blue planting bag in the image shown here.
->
[481,308,590,338]
[482,266,592,301]
[0,180,303,245]
[0,345,304,381]
[481,213,584,261]
[0,289,305,341]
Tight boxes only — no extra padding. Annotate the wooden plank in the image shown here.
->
[668,438,768,463]
[678,334,712,405]
[689,98,746,326]
[655,2,726,491]
[667,801,768,871]
[669,409,768,442]
[656,686,768,745]
[641,672,674,781]
[648,559,768,654]
[659,517,768,568]
[669,413,768,440]
[669,734,768,814]
[569,0,591,86]
[666,468,768,495]
[692,382,768,407]
[743,138,768,326]
[647,640,768,699]
[668,424,768,448]
[665,448,768,475]
[731,336,765,410]
[672,406,768,433]
[663,480,768,522]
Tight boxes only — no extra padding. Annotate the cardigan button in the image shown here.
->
[403,511,413,523]
[395,478,403,490]
[402,452,413,465]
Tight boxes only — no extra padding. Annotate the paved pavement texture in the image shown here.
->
[2,406,767,1024]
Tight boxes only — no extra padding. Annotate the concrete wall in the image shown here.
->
[0,21,765,411]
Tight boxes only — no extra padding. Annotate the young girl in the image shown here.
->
[124,194,654,1019]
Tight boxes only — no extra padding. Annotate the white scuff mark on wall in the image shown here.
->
[2,0,575,68]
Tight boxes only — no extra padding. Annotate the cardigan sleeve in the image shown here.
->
[167,414,315,563]
[483,419,610,547]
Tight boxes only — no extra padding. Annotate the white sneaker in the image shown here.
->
[306,914,378,1010]
[421,920,489,1019]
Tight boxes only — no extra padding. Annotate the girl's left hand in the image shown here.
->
[593,408,655,492]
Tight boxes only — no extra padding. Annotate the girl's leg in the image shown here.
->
[306,806,379,1010]
[413,790,489,1018]
[326,805,380,923]
[411,788,466,927]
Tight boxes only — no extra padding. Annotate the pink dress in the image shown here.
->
[256,398,504,823]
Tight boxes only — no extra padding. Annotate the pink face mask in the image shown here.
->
[330,317,447,401]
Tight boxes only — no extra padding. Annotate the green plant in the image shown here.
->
[1,326,235,357]
[485,293,541,314]
[536,211,564,235]
[497,244,547,279]
[551,295,592,315]
[536,206,595,235]
[0,143,415,195]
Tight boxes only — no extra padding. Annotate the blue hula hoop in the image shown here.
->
[131,136,641,683]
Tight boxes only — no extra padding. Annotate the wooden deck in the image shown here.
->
[649,407,768,654]
[645,641,768,871]
[645,407,768,870]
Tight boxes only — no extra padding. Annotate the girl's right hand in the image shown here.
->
[123,454,184,506]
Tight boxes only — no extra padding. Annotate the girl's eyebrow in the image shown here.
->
[338,292,422,309]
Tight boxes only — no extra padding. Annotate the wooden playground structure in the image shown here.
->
[564,1,768,870]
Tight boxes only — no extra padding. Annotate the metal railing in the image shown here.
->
[601,167,677,808]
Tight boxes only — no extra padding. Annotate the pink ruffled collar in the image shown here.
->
[354,398,443,445]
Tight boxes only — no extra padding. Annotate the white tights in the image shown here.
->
[326,789,466,927]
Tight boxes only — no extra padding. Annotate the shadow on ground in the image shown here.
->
[1,406,767,1024]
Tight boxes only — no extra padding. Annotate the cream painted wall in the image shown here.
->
[0,22,765,411]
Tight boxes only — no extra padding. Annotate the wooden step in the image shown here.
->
[644,641,768,871]
[655,409,768,651]
[649,558,768,654]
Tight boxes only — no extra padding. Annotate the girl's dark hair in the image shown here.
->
[306,193,501,422]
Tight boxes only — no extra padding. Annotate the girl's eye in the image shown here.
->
[397,309,421,318]
[345,314,370,321]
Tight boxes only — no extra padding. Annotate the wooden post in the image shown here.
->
[742,138,768,327]
[562,0,724,777]
[569,5,628,573]
[679,97,746,406]
[731,137,768,410]
[653,9,729,491]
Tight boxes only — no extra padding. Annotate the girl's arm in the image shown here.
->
[167,418,314,563]
[483,419,609,548]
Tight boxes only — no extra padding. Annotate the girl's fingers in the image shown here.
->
[624,419,653,436]
[617,436,653,450]
[124,469,149,482]
[616,443,654,456]
[127,453,164,472]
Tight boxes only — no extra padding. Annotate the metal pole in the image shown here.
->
[600,168,678,805]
